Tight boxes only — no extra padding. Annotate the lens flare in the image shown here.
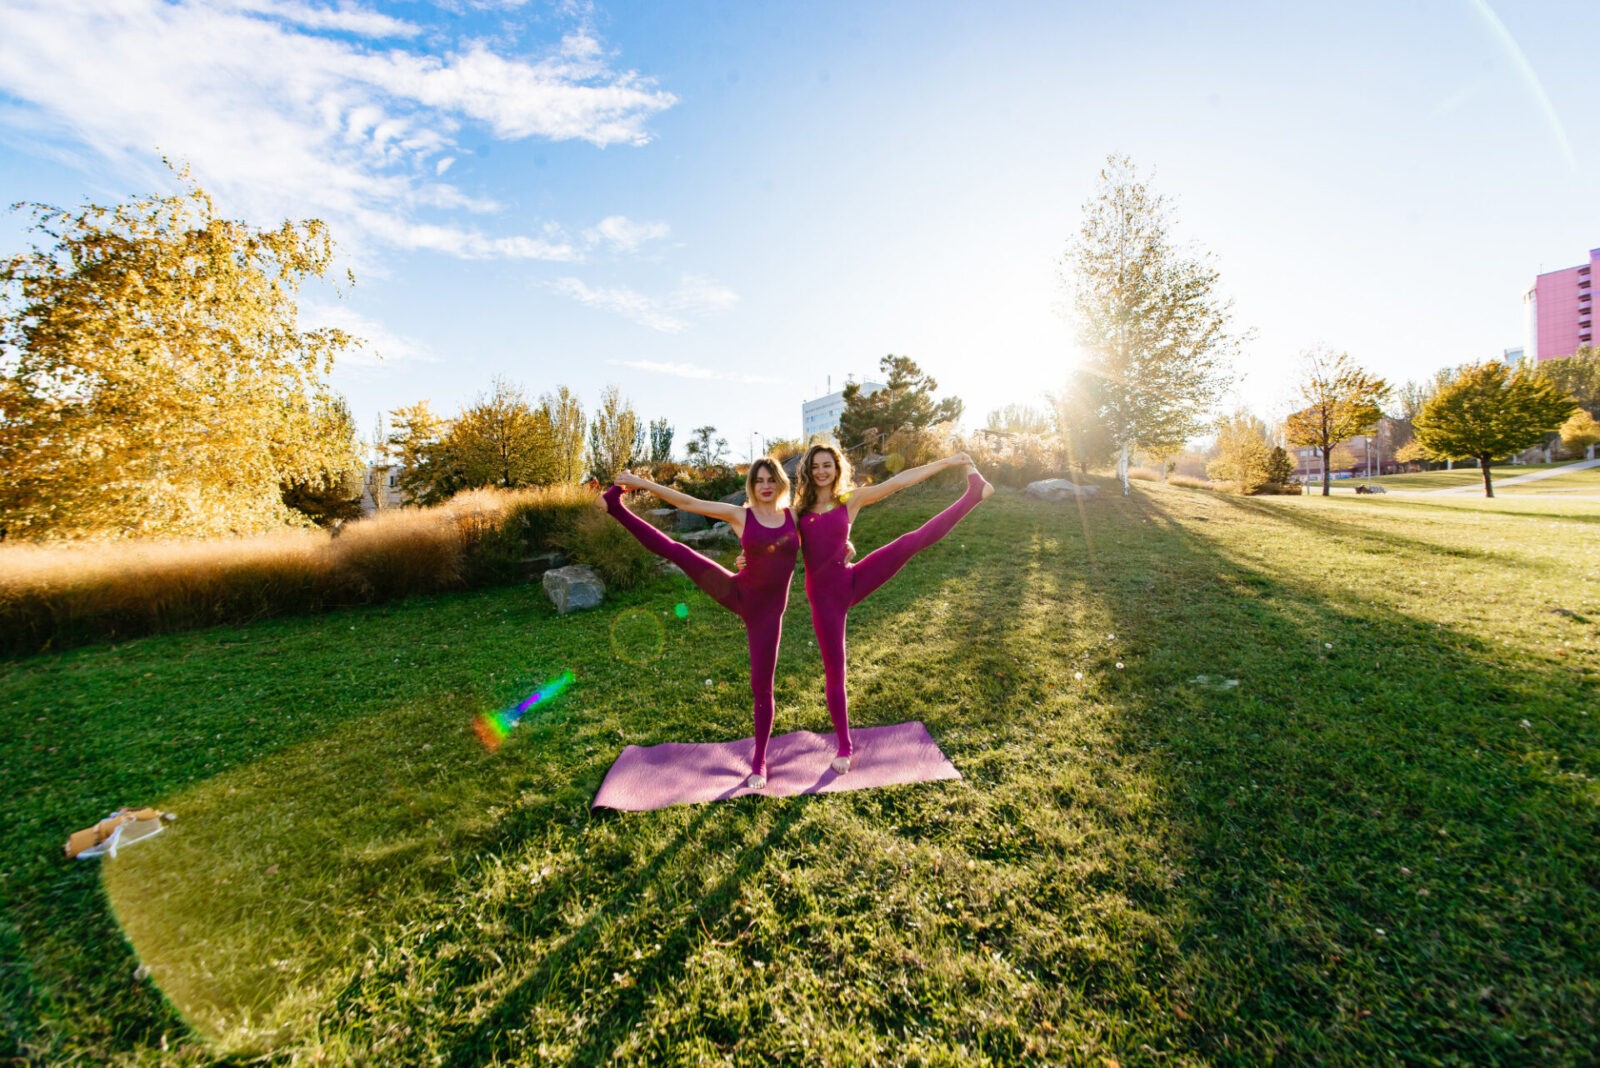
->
[884,452,906,474]
[610,608,665,666]
[473,670,576,752]
[674,602,689,619]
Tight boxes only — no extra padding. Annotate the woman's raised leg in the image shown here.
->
[600,485,740,612]
[847,470,989,607]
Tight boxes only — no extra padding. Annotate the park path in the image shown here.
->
[1428,456,1600,494]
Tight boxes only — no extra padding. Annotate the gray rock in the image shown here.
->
[680,522,736,546]
[542,565,604,614]
[674,510,709,532]
[721,489,748,505]
[1025,478,1099,502]
[645,507,676,529]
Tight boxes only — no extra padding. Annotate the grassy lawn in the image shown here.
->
[4,477,1598,1064]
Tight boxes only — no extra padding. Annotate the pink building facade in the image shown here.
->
[1525,249,1596,363]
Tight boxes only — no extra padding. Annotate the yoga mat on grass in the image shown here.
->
[593,721,960,811]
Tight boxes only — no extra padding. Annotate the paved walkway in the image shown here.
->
[1429,457,1600,494]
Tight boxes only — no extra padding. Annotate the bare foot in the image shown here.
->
[830,755,851,775]
[596,483,622,511]
[967,465,994,499]
[745,773,767,790]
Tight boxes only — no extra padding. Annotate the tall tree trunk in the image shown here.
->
[1480,456,1495,498]
[1117,442,1131,495]
[1321,446,1332,496]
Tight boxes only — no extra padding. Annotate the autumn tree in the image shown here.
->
[1207,411,1272,493]
[1411,362,1577,497]
[647,417,674,464]
[1064,155,1244,493]
[280,395,365,526]
[388,400,453,504]
[539,386,587,484]
[1558,408,1600,458]
[447,377,560,490]
[0,170,361,539]
[837,354,963,452]
[587,384,644,483]
[1393,439,1430,469]
[1282,349,1388,496]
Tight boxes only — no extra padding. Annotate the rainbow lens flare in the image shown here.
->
[473,670,576,752]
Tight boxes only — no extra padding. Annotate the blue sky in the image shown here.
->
[1,0,1593,460]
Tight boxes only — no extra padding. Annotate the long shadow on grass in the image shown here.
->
[0,578,736,1061]
[1094,485,1600,1062]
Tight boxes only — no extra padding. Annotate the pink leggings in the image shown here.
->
[602,488,791,778]
[805,474,987,758]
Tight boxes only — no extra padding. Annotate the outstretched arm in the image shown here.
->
[848,453,969,513]
[615,471,743,524]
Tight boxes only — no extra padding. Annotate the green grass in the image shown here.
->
[1357,461,1599,494]
[3,477,1598,1064]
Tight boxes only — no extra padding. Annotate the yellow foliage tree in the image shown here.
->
[1,170,361,539]
[1559,408,1600,457]
[1206,411,1272,493]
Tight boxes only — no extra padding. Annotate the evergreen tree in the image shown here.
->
[837,355,963,452]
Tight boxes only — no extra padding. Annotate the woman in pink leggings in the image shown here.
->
[599,458,799,789]
[794,443,991,774]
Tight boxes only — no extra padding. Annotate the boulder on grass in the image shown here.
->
[1026,478,1099,502]
[680,523,736,546]
[675,510,709,532]
[542,565,605,614]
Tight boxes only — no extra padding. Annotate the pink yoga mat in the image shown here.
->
[592,721,961,811]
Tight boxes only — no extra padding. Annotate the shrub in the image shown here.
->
[676,464,744,502]
[553,507,657,591]
[0,484,599,657]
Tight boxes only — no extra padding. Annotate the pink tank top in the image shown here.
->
[741,508,800,587]
[799,505,851,572]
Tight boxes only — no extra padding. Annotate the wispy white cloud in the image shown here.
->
[0,0,676,257]
[302,302,435,367]
[550,278,687,332]
[549,273,740,332]
[584,215,671,254]
[608,359,783,386]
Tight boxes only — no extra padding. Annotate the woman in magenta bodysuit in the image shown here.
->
[793,443,991,774]
[598,458,799,789]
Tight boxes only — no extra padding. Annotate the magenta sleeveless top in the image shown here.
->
[741,508,800,587]
[799,505,851,573]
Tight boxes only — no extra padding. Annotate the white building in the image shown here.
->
[802,378,886,443]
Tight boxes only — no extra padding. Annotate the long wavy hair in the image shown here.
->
[794,443,854,514]
[744,456,791,507]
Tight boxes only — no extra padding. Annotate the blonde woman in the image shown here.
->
[598,458,798,789]
[792,443,990,773]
